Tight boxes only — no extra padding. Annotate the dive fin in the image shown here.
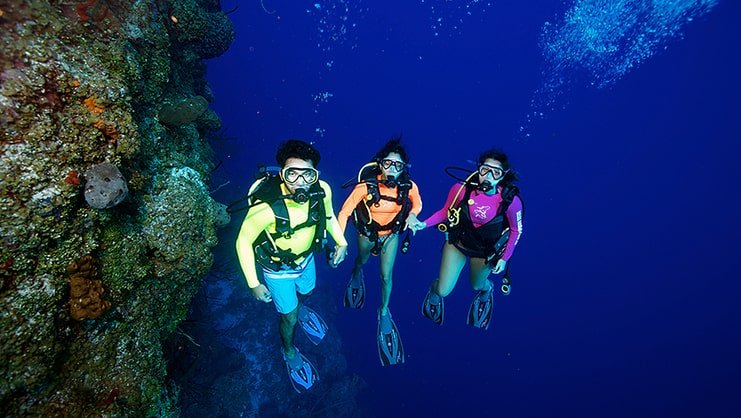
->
[421,287,444,325]
[282,348,319,393]
[343,272,365,309]
[377,310,405,366]
[298,305,328,345]
[467,282,494,330]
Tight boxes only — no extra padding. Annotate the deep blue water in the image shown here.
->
[206,1,741,416]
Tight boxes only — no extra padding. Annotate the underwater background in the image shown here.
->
[201,0,741,417]
[1,0,740,417]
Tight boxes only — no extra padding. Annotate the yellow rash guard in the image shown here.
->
[235,180,347,289]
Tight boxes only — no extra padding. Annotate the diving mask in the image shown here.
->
[477,163,506,180]
[380,159,406,171]
[282,166,319,185]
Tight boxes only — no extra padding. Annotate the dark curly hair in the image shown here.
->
[276,139,321,167]
[373,135,409,163]
[478,148,518,184]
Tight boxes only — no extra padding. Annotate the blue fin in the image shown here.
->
[282,348,319,393]
[377,310,404,366]
[421,288,444,325]
[467,284,494,330]
[298,305,328,345]
[343,273,365,309]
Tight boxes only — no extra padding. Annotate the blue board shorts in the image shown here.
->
[262,254,316,314]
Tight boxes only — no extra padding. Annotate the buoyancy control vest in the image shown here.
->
[350,164,413,251]
[247,168,328,271]
[442,183,520,262]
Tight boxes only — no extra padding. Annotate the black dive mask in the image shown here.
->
[292,188,310,203]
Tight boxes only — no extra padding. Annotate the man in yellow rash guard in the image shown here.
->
[235,139,348,393]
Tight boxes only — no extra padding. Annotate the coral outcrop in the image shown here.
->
[0,0,233,415]
[170,0,235,59]
[212,201,231,227]
[68,255,111,320]
[83,162,129,209]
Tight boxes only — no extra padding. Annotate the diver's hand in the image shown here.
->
[405,214,426,235]
[492,259,507,274]
[410,220,427,235]
[251,284,272,303]
[330,244,348,268]
[404,213,419,232]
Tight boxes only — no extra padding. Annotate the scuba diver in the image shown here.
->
[409,149,523,330]
[235,139,348,393]
[337,137,423,366]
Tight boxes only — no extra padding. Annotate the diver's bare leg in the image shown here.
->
[433,242,467,297]
[378,234,399,315]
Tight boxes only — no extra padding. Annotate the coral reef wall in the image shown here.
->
[0,0,234,415]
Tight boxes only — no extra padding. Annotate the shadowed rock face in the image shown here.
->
[169,244,367,418]
[158,95,209,126]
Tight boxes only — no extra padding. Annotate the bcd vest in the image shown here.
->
[445,184,520,262]
[351,168,413,246]
[248,175,327,271]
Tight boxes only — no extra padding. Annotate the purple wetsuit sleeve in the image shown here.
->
[422,184,462,227]
[501,195,523,261]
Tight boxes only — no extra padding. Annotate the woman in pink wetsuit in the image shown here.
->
[409,149,523,329]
